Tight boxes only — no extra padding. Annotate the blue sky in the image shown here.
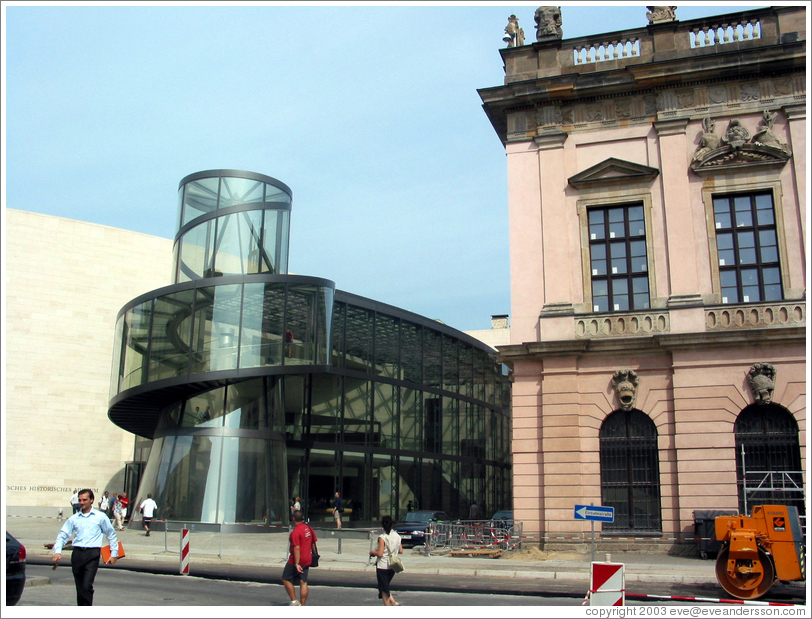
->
[3,2,764,331]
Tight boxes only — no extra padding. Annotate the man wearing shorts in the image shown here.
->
[282,510,317,606]
[139,493,158,536]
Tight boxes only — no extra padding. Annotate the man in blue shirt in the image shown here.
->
[52,488,118,605]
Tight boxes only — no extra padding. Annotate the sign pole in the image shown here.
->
[591,518,595,563]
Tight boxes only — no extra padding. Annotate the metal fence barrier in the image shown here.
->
[427,520,523,554]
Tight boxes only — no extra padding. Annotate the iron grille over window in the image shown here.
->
[600,409,661,532]
[588,204,649,312]
[734,404,803,516]
[713,193,783,304]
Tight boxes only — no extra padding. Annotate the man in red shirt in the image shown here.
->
[281,510,318,606]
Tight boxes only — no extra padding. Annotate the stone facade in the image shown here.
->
[479,6,806,550]
[4,209,174,514]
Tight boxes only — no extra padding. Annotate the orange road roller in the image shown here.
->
[714,505,806,599]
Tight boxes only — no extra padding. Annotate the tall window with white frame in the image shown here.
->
[713,193,783,304]
[588,204,649,312]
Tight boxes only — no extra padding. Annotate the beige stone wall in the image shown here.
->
[4,209,174,511]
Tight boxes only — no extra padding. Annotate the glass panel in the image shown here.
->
[148,290,195,382]
[740,268,760,303]
[330,301,346,368]
[183,177,220,226]
[179,220,216,279]
[219,436,286,524]
[316,288,333,366]
[713,198,732,229]
[310,375,340,442]
[763,268,782,301]
[424,330,442,390]
[733,196,753,227]
[628,205,644,236]
[276,210,290,275]
[285,285,318,365]
[110,314,124,397]
[442,396,459,456]
[442,335,458,393]
[176,187,185,235]
[589,209,605,240]
[755,194,775,225]
[737,231,756,264]
[240,282,285,368]
[265,183,291,203]
[180,388,225,428]
[373,382,397,448]
[259,210,279,274]
[717,233,735,266]
[121,301,153,391]
[374,314,400,379]
[343,378,369,446]
[224,379,270,430]
[425,396,442,452]
[162,435,222,522]
[459,344,473,399]
[284,376,308,442]
[400,387,420,451]
[759,229,778,263]
[345,305,373,373]
[191,285,242,374]
[720,270,739,304]
[219,177,264,209]
[610,242,627,274]
[401,322,422,384]
[214,210,264,276]
[612,279,629,311]
[608,208,625,238]
[591,245,607,276]
[592,280,608,312]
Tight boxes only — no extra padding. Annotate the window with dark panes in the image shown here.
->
[713,193,782,304]
[588,204,649,312]
[600,409,661,532]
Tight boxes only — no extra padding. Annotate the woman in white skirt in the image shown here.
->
[370,515,403,606]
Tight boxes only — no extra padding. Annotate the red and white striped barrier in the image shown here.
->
[589,562,625,606]
[180,528,190,575]
[627,593,802,606]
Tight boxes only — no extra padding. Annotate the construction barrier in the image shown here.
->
[180,528,190,575]
[588,561,625,606]
[626,593,803,607]
[429,521,523,552]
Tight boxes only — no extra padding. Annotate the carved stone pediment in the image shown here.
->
[568,158,659,189]
[690,143,792,175]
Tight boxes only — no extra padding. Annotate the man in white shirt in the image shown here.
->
[52,489,118,605]
[70,489,80,514]
[139,493,159,536]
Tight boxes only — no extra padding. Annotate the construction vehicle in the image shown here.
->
[714,505,805,599]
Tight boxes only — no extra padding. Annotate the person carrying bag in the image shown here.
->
[369,515,403,606]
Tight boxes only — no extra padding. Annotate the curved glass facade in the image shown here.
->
[110,170,511,528]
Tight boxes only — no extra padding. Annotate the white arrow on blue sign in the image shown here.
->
[574,504,615,522]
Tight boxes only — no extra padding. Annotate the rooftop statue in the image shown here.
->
[646,6,677,24]
[693,117,721,162]
[535,6,562,41]
[503,14,525,48]
[752,110,791,153]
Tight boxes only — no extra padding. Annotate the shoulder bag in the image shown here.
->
[388,535,404,573]
[309,526,320,568]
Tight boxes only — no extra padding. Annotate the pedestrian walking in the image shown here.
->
[70,489,80,514]
[114,492,129,530]
[281,510,317,606]
[333,491,343,529]
[369,515,403,606]
[51,488,119,605]
[98,491,110,517]
[139,493,158,536]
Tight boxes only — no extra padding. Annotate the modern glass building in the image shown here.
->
[109,170,511,528]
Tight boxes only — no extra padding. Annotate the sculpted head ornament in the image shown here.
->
[612,370,639,411]
[748,363,776,405]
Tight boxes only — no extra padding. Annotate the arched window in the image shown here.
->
[734,404,803,516]
[600,409,661,532]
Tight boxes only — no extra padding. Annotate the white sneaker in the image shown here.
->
[289,600,301,606]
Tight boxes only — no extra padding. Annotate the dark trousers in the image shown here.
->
[70,547,101,605]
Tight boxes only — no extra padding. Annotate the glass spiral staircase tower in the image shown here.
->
[109,170,511,529]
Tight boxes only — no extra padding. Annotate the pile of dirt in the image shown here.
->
[504,546,586,562]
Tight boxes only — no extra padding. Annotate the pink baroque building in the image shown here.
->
[479,5,806,550]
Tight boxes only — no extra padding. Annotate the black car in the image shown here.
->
[490,510,514,528]
[6,532,26,606]
[393,510,450,547]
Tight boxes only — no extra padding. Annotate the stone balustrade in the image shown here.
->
[705,302,805,331]
[575,311,669,339]
[573,38,640,65]
[690,18,761,48]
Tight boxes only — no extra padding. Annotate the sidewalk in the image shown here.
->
[8,514,720,587]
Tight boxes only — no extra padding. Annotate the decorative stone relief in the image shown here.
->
[740,83,761,102]
[705,303,805,330]
[646,6,677,24]
[574,311,669,338]
[691,115,792,174]
[535,6,562,41]
[747,363,776,405]
[677,90,695,109]
[612,370,639,411]
[707,85,728,105]
[503,15,525,48]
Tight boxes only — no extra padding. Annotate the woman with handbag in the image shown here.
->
[369,515,403,606]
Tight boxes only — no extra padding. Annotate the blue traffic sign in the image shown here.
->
[574,504,615,522]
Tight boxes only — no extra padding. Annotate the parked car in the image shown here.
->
[393,510,450,547]
[490,510,514,528]
[6,532,26,606]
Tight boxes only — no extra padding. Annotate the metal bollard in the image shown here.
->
[180,528,190,575]
[338,536,342,555]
